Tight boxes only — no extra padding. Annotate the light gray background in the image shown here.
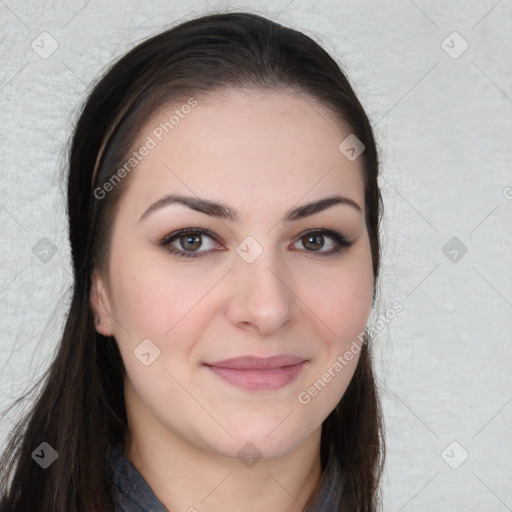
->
[1,1,511,510]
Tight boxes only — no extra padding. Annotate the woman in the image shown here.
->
[0,11,385,511]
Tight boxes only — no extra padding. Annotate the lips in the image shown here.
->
[205,355,306,370]
[204,355,307,390]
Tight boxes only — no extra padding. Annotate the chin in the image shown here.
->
[206,418,314,462]
[207,437,296,463]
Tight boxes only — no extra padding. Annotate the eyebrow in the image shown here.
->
[139,193,362,223]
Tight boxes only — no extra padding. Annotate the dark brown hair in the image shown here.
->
[0,11,384,511]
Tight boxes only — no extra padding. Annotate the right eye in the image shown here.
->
[158,228,224,258]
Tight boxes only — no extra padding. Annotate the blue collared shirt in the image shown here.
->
[106,443,345,511]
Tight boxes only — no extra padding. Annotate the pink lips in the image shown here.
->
[204,355,307,390]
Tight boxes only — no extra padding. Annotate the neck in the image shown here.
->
[125,415,323,512]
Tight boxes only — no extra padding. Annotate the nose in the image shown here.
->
[225,246,296,336]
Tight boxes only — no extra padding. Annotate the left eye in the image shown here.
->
[293,231,340,253]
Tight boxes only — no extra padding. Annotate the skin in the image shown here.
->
[90,88,374,512]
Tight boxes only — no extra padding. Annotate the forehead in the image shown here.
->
[120,88,365,217]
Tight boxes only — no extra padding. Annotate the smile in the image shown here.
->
[203,356,308,391]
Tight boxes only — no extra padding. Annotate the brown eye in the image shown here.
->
[292,229,353,256]
[302,233,325,251]
[159,228,222,258]
[179,234,202,251]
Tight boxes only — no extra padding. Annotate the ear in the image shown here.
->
[90,270,114,336]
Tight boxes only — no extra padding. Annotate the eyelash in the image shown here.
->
[158,227,354,259]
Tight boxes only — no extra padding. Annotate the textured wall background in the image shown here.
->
[1,1,511,510]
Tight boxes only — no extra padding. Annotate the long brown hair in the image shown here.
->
[0,11,385,511]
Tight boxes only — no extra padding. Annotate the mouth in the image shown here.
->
[203,355,308,391]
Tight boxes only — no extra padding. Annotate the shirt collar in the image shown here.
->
[107,442,168,511]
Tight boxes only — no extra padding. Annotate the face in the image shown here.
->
[91,88,374,460]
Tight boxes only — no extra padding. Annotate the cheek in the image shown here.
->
[108,250,219,338]
[309,250,374,346]
[296,257,372,420]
